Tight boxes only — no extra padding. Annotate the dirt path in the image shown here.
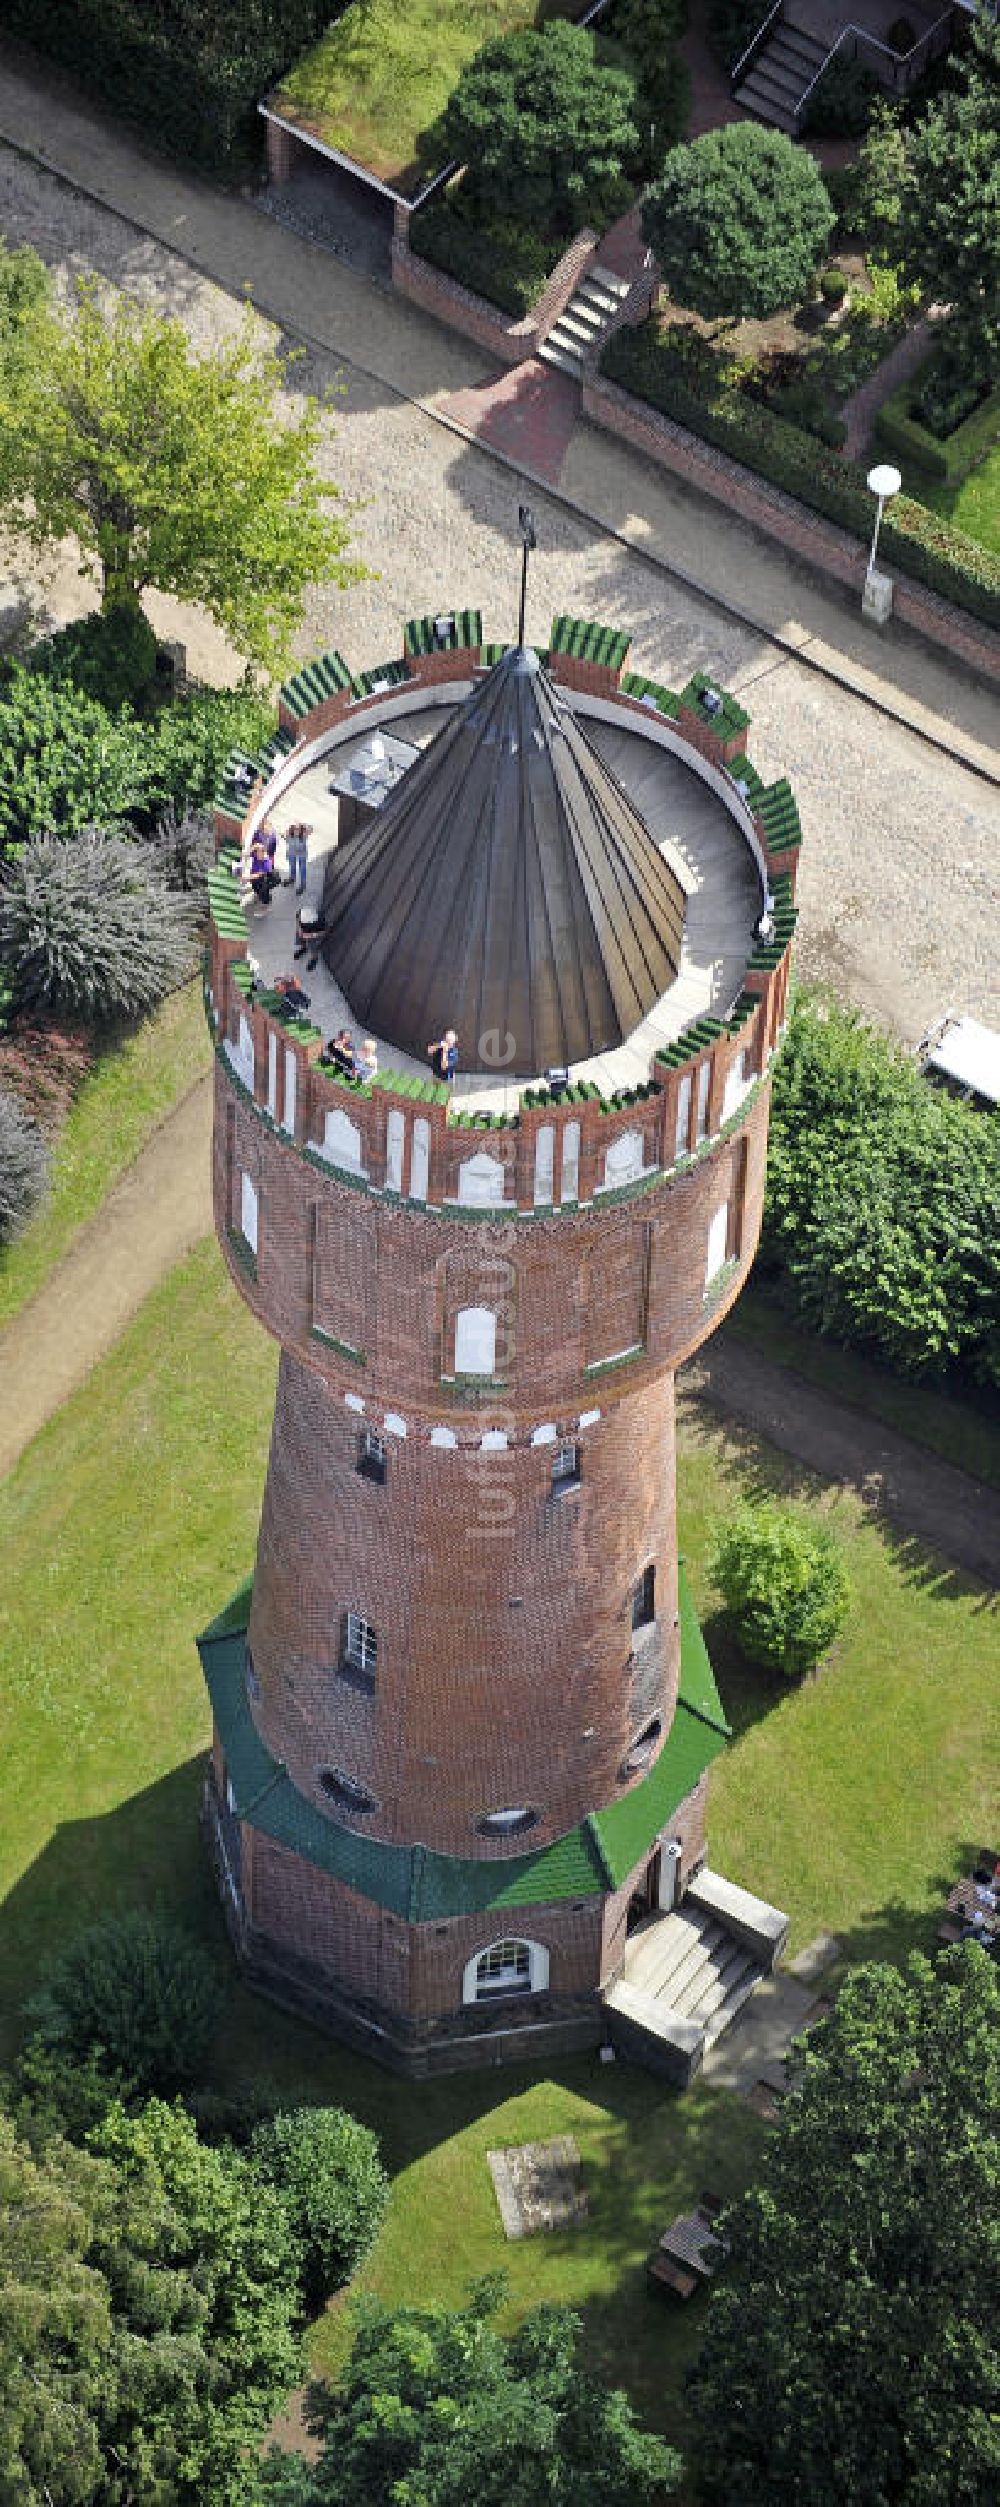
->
[0,1074,212,1480]
[682,1339,1000,1591]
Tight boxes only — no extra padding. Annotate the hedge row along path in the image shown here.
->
[1,1062,997,1591]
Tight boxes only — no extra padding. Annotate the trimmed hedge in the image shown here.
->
[408,194,560,319]
[876,364,1000,486]
[601,319,1000,628]
[2,0,334,175]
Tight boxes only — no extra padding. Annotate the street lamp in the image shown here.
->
[517,504,537,647]
[863,463,901,624]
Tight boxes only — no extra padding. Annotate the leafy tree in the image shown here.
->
[24,1912,221,2098]
[688,1947,1000,2506]
[643,124,833,318]
[142,682,272,824]
[29,606,159,711]
[251,2106,388,2307]
[440,23,641,240]
[0,1084,49,1243]
[868,5,1000,353]
[259,2276,681,2505]
[0,273,363,672]
[607,0,690,166]
[0,832,198,1024]
[0,2110,111,2503]
[710,1502,850,1677]
[762,995,1000,1385]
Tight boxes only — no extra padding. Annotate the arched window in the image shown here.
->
[454,1306,497,1375]
[475,1807,539,1838]
[462,1938,550,2004]
[318,1766,378,1816]
[620,1717,662,1780]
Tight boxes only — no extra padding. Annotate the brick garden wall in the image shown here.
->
[391,216,599,368]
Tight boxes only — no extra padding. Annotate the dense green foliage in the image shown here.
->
[605,0,689,163]
[0,666,270,857]
[0,0,332,173]
[260,2278,681,2505]
[251,2107,389,2308]
[600,318,1000,625]
[642,126,833,318]
[866,6,1000,356]
[704,0,772,74]
[439,23,640,240]
[710,1503,851,1676]
[801,50,881,137]
[761,997,1000,1384]
[0,2096,302,2505]
[29,607,159,712]
[24,1912,220,2097]
[0,1086,49,1244]
[0,273,361,672]
[409,193,557,317]
[688,1948,1000,2505]
[0,832,198,1024]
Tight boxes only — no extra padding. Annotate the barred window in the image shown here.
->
[632,1563,656,1631]
[551,1441,581,1493]
[357,1427,386,1485]
[343,1610,378,1682]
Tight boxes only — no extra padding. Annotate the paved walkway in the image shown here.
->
[0,35,997,795]
[441,356,580,485]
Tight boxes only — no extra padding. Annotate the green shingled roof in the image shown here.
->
[280,648,355,720]
[404,609,483,656]
[550,614,631,670]
[197,1560,728,1920]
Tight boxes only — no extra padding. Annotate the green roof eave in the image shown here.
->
[197,1564,728,1918]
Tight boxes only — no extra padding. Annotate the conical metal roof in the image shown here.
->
[321,646,685,1076]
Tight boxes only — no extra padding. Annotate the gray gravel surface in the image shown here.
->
[0,144,997,1040]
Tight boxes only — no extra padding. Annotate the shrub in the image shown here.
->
[408,193,558,318]
[0,830,199,1023]
[29,606,159,711]
[25,1910,221,2096]
[439,22,640,241]
[0,1084,49,1243]
[801,52,881,138]
[643,125,833,319]
[913,329,995,438]
[819,264,850,303]
[142,684,274,824]
[0,667,148,854]
[604,0,690,166]
[711,1503,851,1677]
[705,0,773,74]
[251,2105,389,2306]
[147,805,216,902]
[599,317,1000,626]
[760,996,1000,1385]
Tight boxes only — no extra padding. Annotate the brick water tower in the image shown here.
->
[198,602,799,2077]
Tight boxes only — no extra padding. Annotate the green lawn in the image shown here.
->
[921,441,1000,558]
[0,1241,996,2466]
[722,1280,1000,1492]
[272,0,573,193]
[0,981,209,1330]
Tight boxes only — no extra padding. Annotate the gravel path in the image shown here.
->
[0,144,997,1039]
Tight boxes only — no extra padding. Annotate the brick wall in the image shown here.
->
[391,225,599,369]
[583,370,1000,687]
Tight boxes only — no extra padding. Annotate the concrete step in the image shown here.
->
[770,25,827,71]
[750,50,814,99]
[623,1908,713,1997]
[683,1943,758,2025]
[555,308,604,346]
[537,339,584,377]
[587,261,632,300]
[734,72,798,130]
[702,1957,770,2049]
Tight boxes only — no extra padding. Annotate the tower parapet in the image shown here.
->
[198,610,798,2074]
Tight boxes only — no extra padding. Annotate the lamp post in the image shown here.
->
[862,462,901,624]
[517,504,537,647]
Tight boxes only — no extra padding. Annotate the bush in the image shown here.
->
[408,193,558,318]
[801,52,881,137]
[0,830,198,1023]
[711,1503,851,1677]
[142,683,274,824]
[913,328,995,438]
[760,996,1000,1385]
[705,0,773,74]
[251,2105,389,2306]
[0,0,333,175]
[599,317,1000,626]
[29,606,158,711]
[147,805,217,902]
[604,0,690,166]
[24,1910,221,2096]
[439,22,640,241]
[0,667,148,854]
[643,125,833,319]
[0,1084,49,1243]
[819,264,850,303]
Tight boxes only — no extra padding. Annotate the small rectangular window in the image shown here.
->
[695,1058,711,1145]
[551,1441,581,1495]
[357,1427,386,1485]
[632,1563,656,1631]
[342,1609,378,1684]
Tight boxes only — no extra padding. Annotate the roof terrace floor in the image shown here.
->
[246,699,760,1113]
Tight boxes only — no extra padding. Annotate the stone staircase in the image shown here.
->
[603,1871,789,2084]
[734,17,829,133]
[539,261,633,379]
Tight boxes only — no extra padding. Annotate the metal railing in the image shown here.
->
[732,0,785,90]
[793,6,957,128]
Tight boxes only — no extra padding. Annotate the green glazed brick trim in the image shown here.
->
[757,777,803,853]
[215,749,259,813]
[403,609,483,656]
[352,657,410,696]
[584,1343,644,1377]
[197,1559,726,1916]
[549,614,632,669]
[310,1327,366,1363]
[279,648,355,720]
[620,670,681,718]
[373,1067,449,1104]
[207,854,248,942]
[680,670,750,741]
